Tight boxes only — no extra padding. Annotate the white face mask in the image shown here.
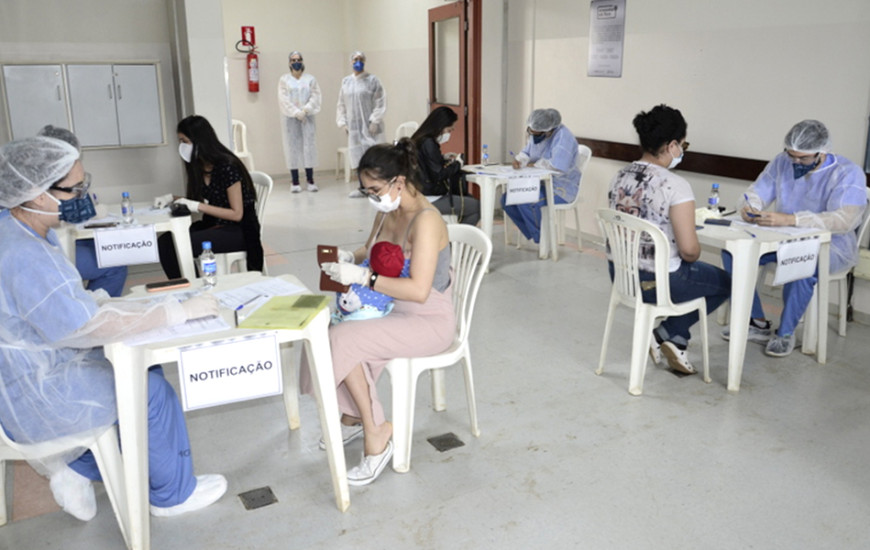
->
[437,132,451,145]
[368,183,401,213]
[668,144,684,169]
[178,142,193,163]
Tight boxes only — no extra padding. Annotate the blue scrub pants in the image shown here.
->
[68,367,196,507]
[75,239,128,297]
[721,251,817,337]
[609,260,732,348]
[501,188,567,244]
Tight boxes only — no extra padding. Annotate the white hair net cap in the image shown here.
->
[528,108,561,132]
[784,119,831,153]
[0,137,79,208]
[289,50,303,61]
[37,125,81,152]
[351,50,366,61]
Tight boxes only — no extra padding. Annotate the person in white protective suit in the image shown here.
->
[504,108,581,243]
[722,119,868,357]
[0,137,227,522]
[278,50,322,193]
[337,50,387,197]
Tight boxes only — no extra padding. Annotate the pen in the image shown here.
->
[235,294,264,311]
[744,229,756,238]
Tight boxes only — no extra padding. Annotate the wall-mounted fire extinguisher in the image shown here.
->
[236,26,259,93]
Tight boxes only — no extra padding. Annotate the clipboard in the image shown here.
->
[238,294,330,330]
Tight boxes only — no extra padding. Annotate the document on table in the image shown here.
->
[124,315,231,346]
[214,278,307,310]
[729,218,818,236]
[469,165,556,178]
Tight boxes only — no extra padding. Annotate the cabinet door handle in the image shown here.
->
[57,85,62,101]
[108,84,113,99]
[116,84,122,100]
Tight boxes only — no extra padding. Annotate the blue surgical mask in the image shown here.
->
[290,62,303,71]
[353,60,365,72]
[792,161,818,179]
[58,194,97,223]
[532,133,547,144]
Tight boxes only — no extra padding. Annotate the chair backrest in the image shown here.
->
[394,121,419,141]
[231,119,250,155]
[447,225,492,342]
[576,144,592,174]
[595,208,675,308]
[249,171,273,235]
[856,187,870,248]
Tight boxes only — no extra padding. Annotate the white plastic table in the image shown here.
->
[55,203,197,281]
[697,222,831,391]
[464,164,559,261]
[103,272,348,550]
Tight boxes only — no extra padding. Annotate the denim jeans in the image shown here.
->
[609,260,732,348]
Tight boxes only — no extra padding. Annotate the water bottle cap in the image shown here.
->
[712,183,719,189]
[202,241,212,250]
[122,191,130,198]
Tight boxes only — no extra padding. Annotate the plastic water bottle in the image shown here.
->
[200,241,217,288]
[481,144,489,166]
[707,183,720,212]
[121,192,133,224]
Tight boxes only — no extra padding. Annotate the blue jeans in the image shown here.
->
[610,260,732,348]
[501,188,567,244]
[720,251,817,337]
[69,367,196,507]
[75,239,128,297]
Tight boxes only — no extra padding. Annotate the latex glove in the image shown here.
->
[514,152,530,169]
[453,154,465,168]
[153,193,174,208]
[337,248,356,263]
[340,124,349,135]
[181,294,220,320]
[173,197,200,213]
[295,111,306,121]
[321,262,371,286]
[368,122,380,135]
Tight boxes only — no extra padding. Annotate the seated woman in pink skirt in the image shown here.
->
[315,138,455,486]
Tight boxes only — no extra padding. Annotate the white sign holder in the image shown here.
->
[505,176,541,205]
[93,225,159,267]
[773,236,821,286]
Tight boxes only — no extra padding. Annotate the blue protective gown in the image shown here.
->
[0,210,195,506]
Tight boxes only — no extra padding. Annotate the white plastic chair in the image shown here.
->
[336,147,352,183]
[0,423,129,545]
[384,224,492,473]
[803,187,870,340]
[595,208,710,395]
[505,144,592,254]
[394,121,419,141]
[215,171,273,275]
[231,119,254,172]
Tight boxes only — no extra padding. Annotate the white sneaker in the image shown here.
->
[347,441,393,486]
[649,337,662,365]
[721,320,771,344]
[660,341,697,375]
[150,474,227,517]
[291,184,302,193]
[348,189,365,198]
[50,465,97,521]
[318,423,364,450]
[307,183,319,192]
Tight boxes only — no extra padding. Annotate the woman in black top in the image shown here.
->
[411,106,480,225]
[158,115,264,278]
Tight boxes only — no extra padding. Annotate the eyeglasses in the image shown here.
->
[357,177,395,202]
[51,172,92,198]
[526,128,547,137]
[784,149,819,164]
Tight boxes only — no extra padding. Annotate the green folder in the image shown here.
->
[238,294,329,330]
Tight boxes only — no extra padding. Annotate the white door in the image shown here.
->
[67,64,119,147]
[114,65,163,146]
[3,65,69,139]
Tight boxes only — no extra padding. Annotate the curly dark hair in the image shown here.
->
[632,104,687,155]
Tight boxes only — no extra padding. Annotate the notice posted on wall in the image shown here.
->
[588,0,626,78]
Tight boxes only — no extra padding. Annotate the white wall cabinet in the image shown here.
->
[3,63,164,147]
[2,65,69,140]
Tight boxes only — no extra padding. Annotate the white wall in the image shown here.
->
[0,0,186,201]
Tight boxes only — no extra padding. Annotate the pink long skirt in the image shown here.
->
[301,284,455,426]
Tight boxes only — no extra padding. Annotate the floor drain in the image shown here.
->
[427,432,465,452]
[238,486,278,510]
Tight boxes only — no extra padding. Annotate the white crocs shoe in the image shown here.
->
[150,474,227,517]
[50,465,97,521]
[660,341,697,375]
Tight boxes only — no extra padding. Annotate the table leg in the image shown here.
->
[169,216,196,281]
[542,175,558,262]
[725,241,761,391]
[817,241,830,364]
[478,176,495,243]
[104,344,150,550]
[303,310,350,512]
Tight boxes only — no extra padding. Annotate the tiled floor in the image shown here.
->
[3,173,870,549]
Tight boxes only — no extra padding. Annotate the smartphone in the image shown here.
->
[317,245,349,293]
[84,222,119,229]
[145,278,191,292]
